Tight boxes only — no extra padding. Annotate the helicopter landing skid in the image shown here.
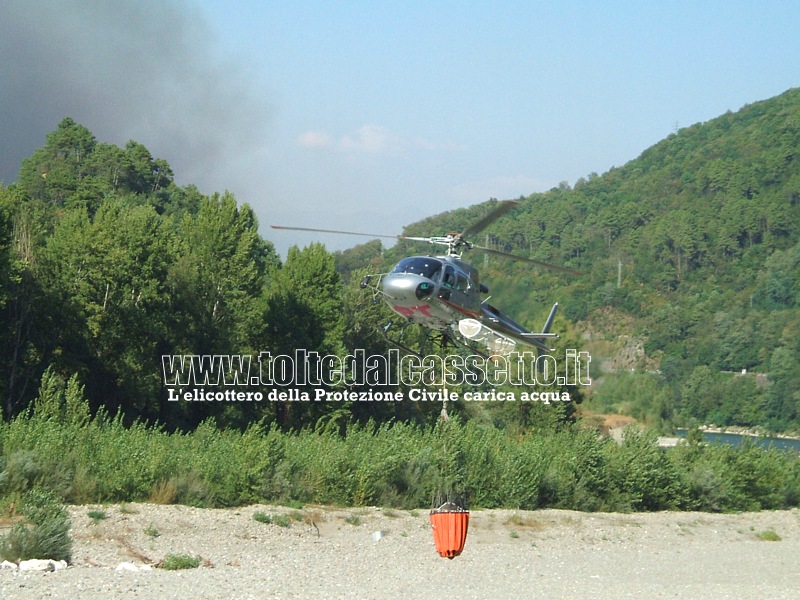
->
[379,321,433,358]
[380,320,489,360]
[442,329,490,359]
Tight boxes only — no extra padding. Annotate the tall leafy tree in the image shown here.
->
[18,118,96,205]
[40,200,174,417]
[266,243,345,358]
[0,187,58,418]
[265,243,346,428]
[170,193,277,355]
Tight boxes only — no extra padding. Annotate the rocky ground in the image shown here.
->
[2,503,800,599]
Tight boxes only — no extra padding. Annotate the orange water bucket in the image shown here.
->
[429,509,470,559]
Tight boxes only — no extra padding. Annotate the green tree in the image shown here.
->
[171,193,277,355]
[0,187,13,417]
[18,117,96,205]
[40,200,174,417]
[267,243,344,357]
[0,188,59,419]
[265,243,346,428]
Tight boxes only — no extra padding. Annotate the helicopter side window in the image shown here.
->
[442,266,455,288]
[391,257,443,279]
[455,273,469,291]
[429,263,442,281]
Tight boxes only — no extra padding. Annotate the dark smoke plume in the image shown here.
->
[0,0,270,191]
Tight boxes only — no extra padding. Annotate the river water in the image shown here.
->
[676,429,800,452]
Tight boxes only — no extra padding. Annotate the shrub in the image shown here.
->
[253,512,292,527]
[0,488,72,563]
[272,514,291,528]
[149,472,215,507]
[607,427,684,511]
[161,553,201,570]
[87,509,107,523]
[0,449,71,498]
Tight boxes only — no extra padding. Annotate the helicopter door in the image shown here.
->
[439,266,455,300]
[439,266,470,307]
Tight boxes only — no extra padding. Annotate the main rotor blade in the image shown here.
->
[459,200,520,239]
[474,244,581,275]
[271,225,449,247]
[270,225,402,240]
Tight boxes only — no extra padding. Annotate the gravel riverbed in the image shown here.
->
[2,503,799,599]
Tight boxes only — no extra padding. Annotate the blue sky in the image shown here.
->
[194,0,800,253]
[3,1,800,256]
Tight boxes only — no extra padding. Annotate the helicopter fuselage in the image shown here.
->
[378,255,555,355]
[381,255,480,328]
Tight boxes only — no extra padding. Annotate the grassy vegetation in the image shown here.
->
[344,515,362,526]
[253,512,292,527]
[252,511,272,524]
[756,529,782,541]
[160,553,201,570]
[2,385,800,515]
[87,509,107,523]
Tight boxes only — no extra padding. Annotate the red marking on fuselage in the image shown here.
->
[393,304,434,318]
[438,298,481,319]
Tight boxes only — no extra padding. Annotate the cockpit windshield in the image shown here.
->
[391,257,443,280]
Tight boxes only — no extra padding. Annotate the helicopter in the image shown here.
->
[271,200,578,357]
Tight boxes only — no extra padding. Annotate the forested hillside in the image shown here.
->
[343,88,800,432]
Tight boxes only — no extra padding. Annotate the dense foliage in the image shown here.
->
[1,380,798,513]
[3,93,800,433]
[0,118,417,430]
